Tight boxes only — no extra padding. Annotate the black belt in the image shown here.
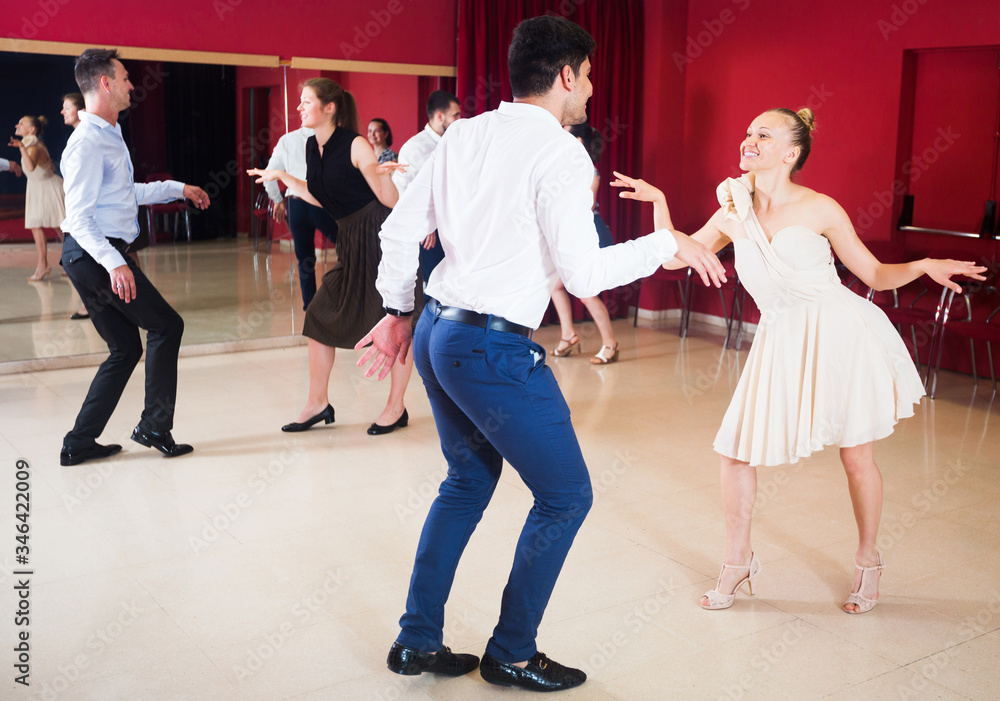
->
[431,300,533,338]
[106,237,131,254]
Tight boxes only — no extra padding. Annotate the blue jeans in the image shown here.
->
[396,307,593,662]
[286,197,338,310]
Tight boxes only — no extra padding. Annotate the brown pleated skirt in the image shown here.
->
[302,200,422,348]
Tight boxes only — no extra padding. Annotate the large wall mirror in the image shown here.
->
[0,43,454,371]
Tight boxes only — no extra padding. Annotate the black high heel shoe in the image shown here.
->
[367,409,408,435]
[281,404,335,432]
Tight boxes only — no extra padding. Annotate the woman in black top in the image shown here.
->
[249,78,419,435]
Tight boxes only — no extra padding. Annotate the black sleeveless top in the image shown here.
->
[305,129,376,220]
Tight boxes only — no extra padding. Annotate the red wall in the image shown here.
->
[676,0,1000,238]
[7,0,457,66]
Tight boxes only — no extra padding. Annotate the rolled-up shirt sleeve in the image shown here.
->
[376,151,438,312]
[61,138,127,271]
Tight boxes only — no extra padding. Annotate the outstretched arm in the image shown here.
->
[247,168,322,208]
[612,171,730,283]
[822,199,986,293]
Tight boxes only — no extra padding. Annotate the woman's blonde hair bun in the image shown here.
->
[796,107,816,133]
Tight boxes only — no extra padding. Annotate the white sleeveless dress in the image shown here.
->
[712,175,925,467]
[24,158,66,229]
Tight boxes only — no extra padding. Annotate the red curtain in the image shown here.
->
[456,0,645,320]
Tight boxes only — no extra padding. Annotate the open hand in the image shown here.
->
[924,259,988,293]
[355,314,413,381]
[376,161,408,176]
[611,171,666,205]
[247,168,283,184]
[672,232,727,288]
[183,184,210,210]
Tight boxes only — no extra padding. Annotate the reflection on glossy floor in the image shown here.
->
[0,318,998,700]
[0,239,334,366]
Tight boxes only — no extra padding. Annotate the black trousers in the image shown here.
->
[286,197,338,310]
[61,234,184,448]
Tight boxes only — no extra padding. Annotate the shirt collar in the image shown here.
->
[498,101,563,129]
[422,123,442,143]
[78,111,117,130]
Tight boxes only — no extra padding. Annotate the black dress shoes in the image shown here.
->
[60,442,122,466]
[367,408,408,435]
[131,427,194,458]
[281,404,335,433]
[386,642,479,677]
[480,651,587,692]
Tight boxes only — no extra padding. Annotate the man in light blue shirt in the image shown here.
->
[59,48,210,466]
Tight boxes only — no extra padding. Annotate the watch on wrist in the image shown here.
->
[384,306,413,317]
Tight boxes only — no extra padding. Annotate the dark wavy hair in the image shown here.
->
[508,16,595,98]
[566,122,603,165]
[369,118,393,147]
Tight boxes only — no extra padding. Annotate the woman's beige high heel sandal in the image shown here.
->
[552,333,580,357]
[843,553,883,614]
[701,552,761,610]
[590,343,619,365]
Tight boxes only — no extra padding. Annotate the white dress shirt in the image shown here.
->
[61,111,185,272]
[377,101,679,329]
[263,127,314,204]
[391,123,441,196]
[0,157,11,171]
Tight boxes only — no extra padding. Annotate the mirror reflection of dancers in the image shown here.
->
[614,107,986,614]
[9,115,66,282]
[62,92,92,320]
[249,79,417,435]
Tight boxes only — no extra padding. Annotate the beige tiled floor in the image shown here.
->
[0,239,319,366]
[0,261,998,698]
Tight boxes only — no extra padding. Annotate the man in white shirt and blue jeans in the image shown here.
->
[358,16,726,692]
[59,48,210,466]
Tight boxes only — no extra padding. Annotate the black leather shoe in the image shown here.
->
[367,408,408,435]
[386,642,479,677]
[70,311,90,320]
[281,404,335,433]
[60,442,122,466]
[480,651,586,692]
[131,427,193,458]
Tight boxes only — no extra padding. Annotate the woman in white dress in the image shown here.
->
[9,114,66,282]
[613,107,985,614]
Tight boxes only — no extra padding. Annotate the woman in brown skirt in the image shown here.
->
[249,78,419,434]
